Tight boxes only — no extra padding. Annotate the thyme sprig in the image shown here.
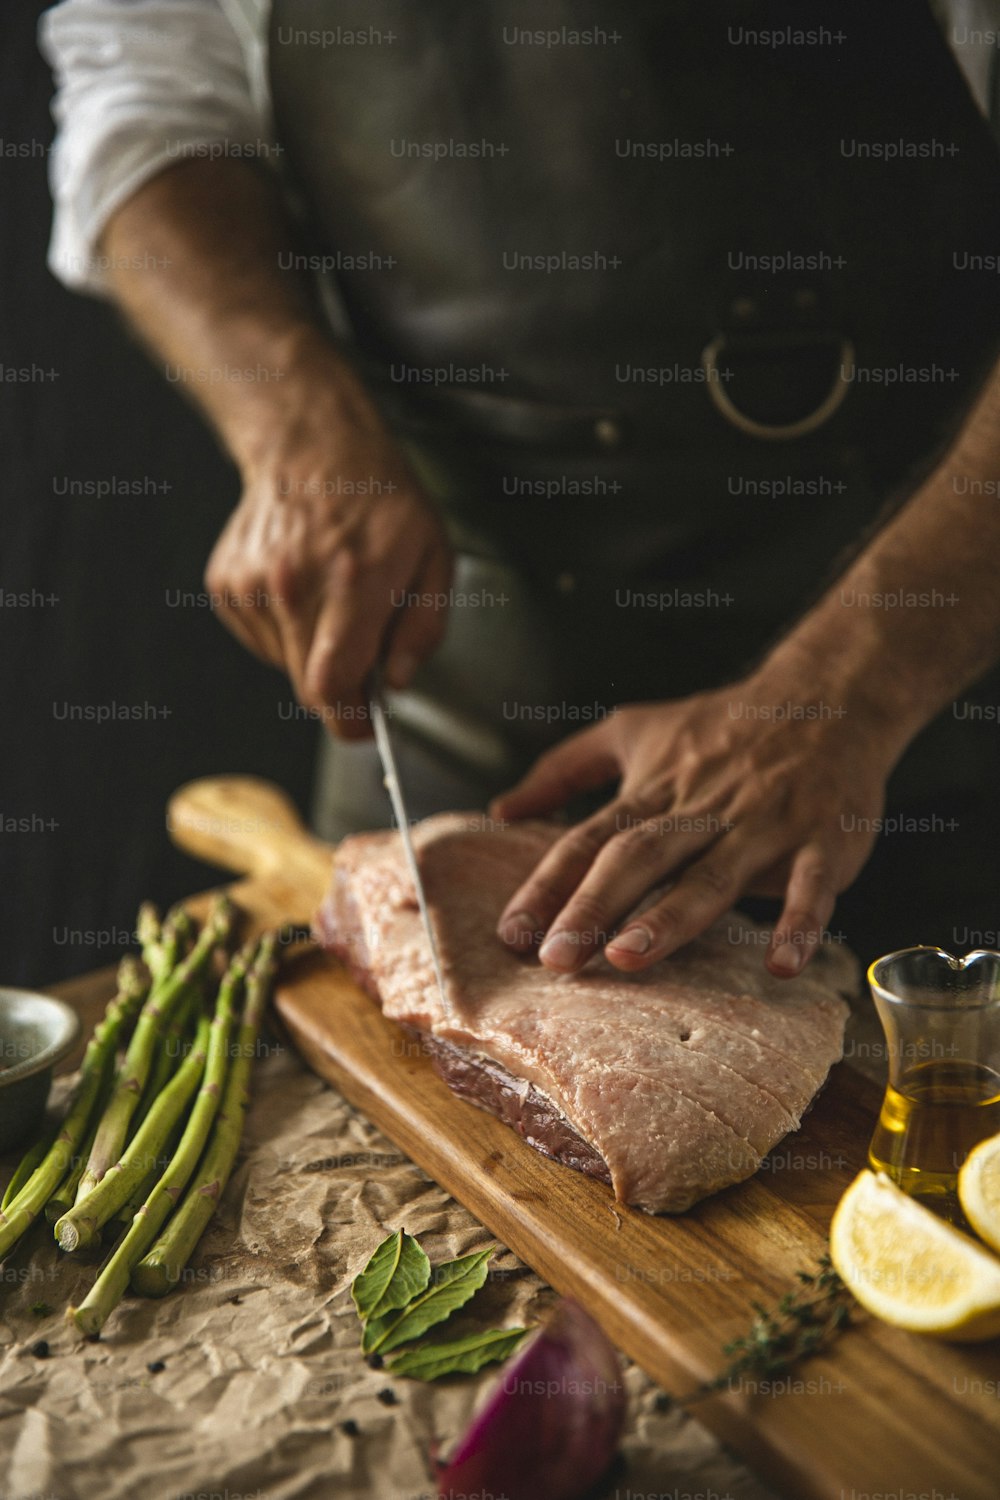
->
[681,1254,856,1406]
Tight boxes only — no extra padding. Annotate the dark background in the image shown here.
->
[3,2,1000,988]
[0,3,318,985]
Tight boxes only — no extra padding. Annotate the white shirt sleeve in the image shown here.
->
[933,0,1000,119]
[38,0,272,296]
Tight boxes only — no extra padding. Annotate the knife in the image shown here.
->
[369,668,448,1004]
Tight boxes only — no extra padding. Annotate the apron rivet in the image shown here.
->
[594,417,623,448]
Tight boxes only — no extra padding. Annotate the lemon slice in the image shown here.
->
[830,1170,1000,1340]
[959,1131,1000,1255]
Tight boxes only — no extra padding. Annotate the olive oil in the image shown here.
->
[868,1061,1000,1221]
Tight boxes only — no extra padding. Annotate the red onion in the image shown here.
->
[435,1298,627,1500]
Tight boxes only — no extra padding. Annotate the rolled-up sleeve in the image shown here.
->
[39,0,272,295]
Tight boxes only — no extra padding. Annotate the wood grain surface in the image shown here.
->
[165,775,1000,1500]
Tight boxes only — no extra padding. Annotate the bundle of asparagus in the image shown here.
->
[0,896,278,1338]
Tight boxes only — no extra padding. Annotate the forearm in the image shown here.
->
[765,357,1000,759]
[99,158,375,470]
[99,157,449,711]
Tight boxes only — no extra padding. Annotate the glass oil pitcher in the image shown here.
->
[867,947,1000,1220]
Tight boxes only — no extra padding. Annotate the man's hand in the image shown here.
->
[492,354,1000,979]
[96,160,453,735]
[492,671,895,978]
[205,374,452,736]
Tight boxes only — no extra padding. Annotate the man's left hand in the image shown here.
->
[491,670,894,977]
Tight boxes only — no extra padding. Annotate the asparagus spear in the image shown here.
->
[111,907,199,1195]
[0,960,147,1261]
[132,934,276,1298]
[56,967,196,1225]
[113,1123,183,1225]
[138,904,194,987]
[137,903,165,981]
[116,993,201,1221]
[76,897,234,1201]
[133,982,201,1135]
[45,1143,92,1227]
[3,1131,55,1212]
[55,1011,212,1251]
[70,949,247,1335]
[44,1054,115,1223]
[39,913,183,1222]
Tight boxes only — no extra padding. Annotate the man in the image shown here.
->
[41,0,1000,978]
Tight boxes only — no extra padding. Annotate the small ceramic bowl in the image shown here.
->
[0,989,81,1153]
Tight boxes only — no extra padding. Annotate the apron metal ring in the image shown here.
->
[700,335,855,442]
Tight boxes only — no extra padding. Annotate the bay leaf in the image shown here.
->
[352,1229,431,1324]
[363,1248,492,1355]
[387,1326,530,1381]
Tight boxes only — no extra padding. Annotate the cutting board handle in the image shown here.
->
[167,775,333,899]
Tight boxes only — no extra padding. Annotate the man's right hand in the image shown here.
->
[205,359,453,738]
[94,159,453,737]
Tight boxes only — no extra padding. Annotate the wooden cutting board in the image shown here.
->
[169,775,1000,1500]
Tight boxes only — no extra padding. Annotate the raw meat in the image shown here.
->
[314,815,855,1213]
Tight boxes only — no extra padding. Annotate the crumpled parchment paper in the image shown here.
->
[0,1031,777,1500]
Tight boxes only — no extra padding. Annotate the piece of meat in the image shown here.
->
[314,815,855,1213]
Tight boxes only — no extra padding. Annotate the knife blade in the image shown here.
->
[369,669,448,1004]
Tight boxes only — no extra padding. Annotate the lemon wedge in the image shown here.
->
[830,1170,1000,1340]
[959,1131,1000,1255]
